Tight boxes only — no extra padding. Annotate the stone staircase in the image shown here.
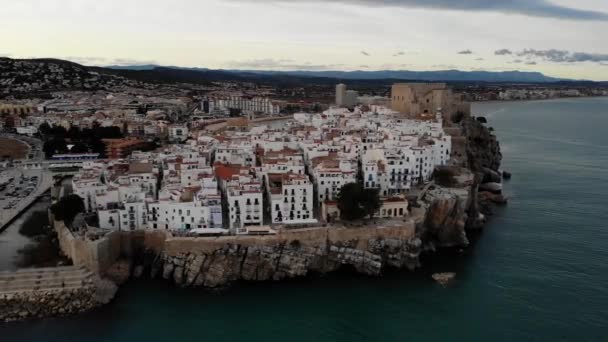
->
[0,266,94,295]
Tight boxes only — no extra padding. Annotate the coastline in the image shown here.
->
[472,94,608,105]
[1,115,505,322]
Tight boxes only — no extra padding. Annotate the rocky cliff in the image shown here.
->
[414,116,504,249]
[462,117,503,173]
[149,232,421,288]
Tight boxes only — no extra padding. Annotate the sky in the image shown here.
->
[2,0,608,80]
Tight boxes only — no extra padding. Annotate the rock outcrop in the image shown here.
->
[0,276,116,322]
[419,186,472,247]
[1,288,99,322]
[154,236,422,288]
[462,117,502,172]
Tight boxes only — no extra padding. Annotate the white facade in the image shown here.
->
[336,84,346,106]
[267,173,315,225]
[211,96,281,115]
[215,144,255,166]
[226,182,264,232]
[312,158,357,203]
[168,125,189,142]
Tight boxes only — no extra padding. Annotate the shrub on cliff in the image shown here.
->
[433,167,457,187]
[51,194,85,226]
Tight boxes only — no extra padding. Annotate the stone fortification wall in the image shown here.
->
[55,221,121,274]
[155,223,420,288]
[163,224,415,256]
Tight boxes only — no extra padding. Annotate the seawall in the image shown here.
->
[54,219,422,288]
[0,266,116,322]
[157,224,420,287]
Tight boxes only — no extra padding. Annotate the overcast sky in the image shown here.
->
[2,0,608,80]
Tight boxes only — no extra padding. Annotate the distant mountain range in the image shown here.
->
[107,64,568,83]
[2,57,605,99]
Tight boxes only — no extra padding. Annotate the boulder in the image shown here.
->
[479,182,502,194]
[421,187,471,247]
[479,191,508,206]
[481,167,502,184]
[133,265,144,278]
[432,272,456,286]
[104,260,131,285]
[93,277,118,305]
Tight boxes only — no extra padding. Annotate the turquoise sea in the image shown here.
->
[2,97,608,341]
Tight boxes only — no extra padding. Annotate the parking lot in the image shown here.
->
[0,168,46,228]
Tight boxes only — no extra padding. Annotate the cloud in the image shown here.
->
[525,61,538,65]
[393,51,406,57]
[361,50,371,56]
[64,56,159,66]
[509,59,523,64]
[233,0,608,21]
[431,64,459,69]
[225,58,344,70]
[517,49,608,63]
[494,49,513,55]
[475,58,485,61]
[458,50,473,55]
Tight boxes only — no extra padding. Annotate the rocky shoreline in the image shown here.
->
[0,270,117,323]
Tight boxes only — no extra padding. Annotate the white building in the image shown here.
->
[215,163,264,233]
[211,96,281,115]
[336,84,346,106]
[168,125,189,142]
[311,155,357,203]
[266,173,315,225]
[345,90,359,107]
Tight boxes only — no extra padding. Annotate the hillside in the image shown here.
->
[2,57,607,99]
[0,57,140,98]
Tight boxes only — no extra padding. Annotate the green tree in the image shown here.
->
[67,126,81,140]
[336,183,382,221]
[49,125,67,138]
[360,188,382,219]
[69,142,89,154]
[43,138,68,158]
[337,183,363,221]
[51,194,85,225]
[432,167,457,187]
[38,122,51,136]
